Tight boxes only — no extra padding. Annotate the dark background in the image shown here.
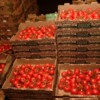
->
[37,0,100,14]
[37,0,72,14]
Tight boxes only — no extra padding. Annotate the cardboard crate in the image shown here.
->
[10,21,55,46]
[56,64,100,99]
[58,51,100,58]
[58,57,100,64]
[13,51,56,59]
[2,58,57,99]
[56,28,100,38]
[12,45,56,52]
[57,37,100,45]
[10,35,55,46]
[0,55,14,86]
[57,44,100,51]
[56,20,100,29]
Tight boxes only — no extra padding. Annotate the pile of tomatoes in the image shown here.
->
[60,8,100,20]
[0,43,11,54]
[0,63,5,74]
[18,24,56,40]
[10,64,55,89]
[58,68,100,95]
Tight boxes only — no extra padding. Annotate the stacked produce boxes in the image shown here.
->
[56,21,100,64]
[56,2,100,64]
[2,20,57,100]
[10,21,56,58]
[56,2,100,100]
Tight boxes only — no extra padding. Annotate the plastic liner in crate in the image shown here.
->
[58,57,100,64]
[57,44,100,51]
[57,37,100,45]
[0,55,14,86]
[56,64,100,100]
[13,51,56,58]
[56,28,100,37]
[58,51,100,58]
[56,20,100,28]
[12,45,56,52]
[2,58,57,99]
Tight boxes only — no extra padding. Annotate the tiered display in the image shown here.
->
[0,0,39,38]
[10,21,56,58]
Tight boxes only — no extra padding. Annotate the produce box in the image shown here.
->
[13,51,56,59]
[12,45,56,52]
[56,64,100,100]
[57,2,100,21]
[11,37,55,46]
[58,45,100,51]
[0,55,14,86]
[10,21,56,46]
[57,28,100,37]
[58,57,100,64]
[57,37,100,45]
[2,58,57,100]
[58,51,100,57]
[56,20,100,29]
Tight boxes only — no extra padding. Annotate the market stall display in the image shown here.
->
[0,1,100,100]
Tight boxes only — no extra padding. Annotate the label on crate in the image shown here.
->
[76,47,88,52]
[75,60,87,64]
[76,31,90,37]
[26,41,38,46]
[77,22,91,28]
[29,48,40,52]
[76,40,89,45]
[75,54,88,58]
